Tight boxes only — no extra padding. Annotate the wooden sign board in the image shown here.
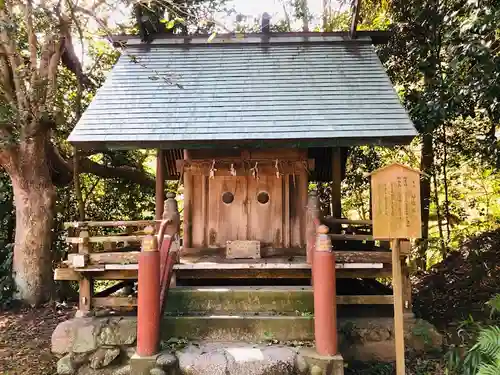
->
[370,163,422,239]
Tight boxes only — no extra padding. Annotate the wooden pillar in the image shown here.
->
[306,191,320,265]
[155,149,165,220]
[391,239,406,375]
[313,225,338,356]
[78,228,92,314]
[183,150,192,248]
[137,226,160,357]
[331,148,342,239]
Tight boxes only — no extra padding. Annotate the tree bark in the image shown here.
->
[416,130,433,270]
[1,134,56,305]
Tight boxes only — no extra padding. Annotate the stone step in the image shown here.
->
[161,315,315,342]
[165,286,314,315]
[164,286,393,315]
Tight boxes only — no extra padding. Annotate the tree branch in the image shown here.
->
[45,140,155,188]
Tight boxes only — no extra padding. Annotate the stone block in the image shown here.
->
[89,347,121,369]
[130,354,159,375]
[299,348,344,375]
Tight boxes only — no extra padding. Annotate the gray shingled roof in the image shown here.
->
[68,34,417,149]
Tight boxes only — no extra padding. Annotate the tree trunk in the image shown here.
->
[1,134,56,305]
[416,130,433,270]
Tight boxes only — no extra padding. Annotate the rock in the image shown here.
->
[52,318,103,354]
[150,368,166,375]
[112,365,131,375]
[57,354,77,375]
[177,345,227,375]
[124,346,136,359]
[225,345,297,375]
[294,354,309,375]
[156,352,177,369]
[98,318,137,346]
[406,319,443,353]
[78,365,125,375]
[90,347,121,369]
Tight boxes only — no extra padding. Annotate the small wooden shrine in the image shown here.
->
[56,30,420,375]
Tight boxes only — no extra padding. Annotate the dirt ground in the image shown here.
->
[0,303,74,375]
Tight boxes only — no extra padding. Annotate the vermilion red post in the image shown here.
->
[137,226,160,357]
[313,225,338,356]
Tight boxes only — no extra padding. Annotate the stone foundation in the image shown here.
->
[51,316,442,374]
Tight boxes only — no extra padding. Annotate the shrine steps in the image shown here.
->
[161,286,395,342]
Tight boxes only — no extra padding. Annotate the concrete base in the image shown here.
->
[130,353,159,375]
[299,348,344,375]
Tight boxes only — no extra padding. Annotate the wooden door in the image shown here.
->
[207,176,248,247]
[247,176,283,247]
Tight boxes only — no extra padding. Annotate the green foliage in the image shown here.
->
[445,295,500,375]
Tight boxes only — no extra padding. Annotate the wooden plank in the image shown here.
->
[78,229,92,312]
[64,220,158,229]
[66,235,145,244]
[283,174,291,248]
[208,176,248,247]
[371,163,422,239]
[191,174,205,247]
[54,268,138,280]
[69,251,140,265]
[392,239,406,375]
[329,234,375,241]
[334,251,392,263]
[182,161,314,176]
[183,167,193,248]
[337,295,393,305]
[298,167,308,247]
[156,149,165,220]
[55,267,392,281]
[93,296,137,308]
[248,175,283,247]
[54,268,81,281]
[324,218,372,225]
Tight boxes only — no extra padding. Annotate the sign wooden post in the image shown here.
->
[370,163,422,375]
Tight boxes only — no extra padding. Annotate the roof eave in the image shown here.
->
[111,30,393,48]
[70,135,416,152]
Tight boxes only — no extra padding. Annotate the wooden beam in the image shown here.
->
[183,154,193,248]
[329,234,375,241]
[69,251,140,265]
[350,0,361,39]
[324,218,372,225]
[66,235,145,244]
[392,239,406,375]
[54,268,138,281]
[78,229,92,313]
[337,295,393,305]
[331,147,342,221]
[55,267,392,281]
[64,220,158,229]
[156,149,165,220]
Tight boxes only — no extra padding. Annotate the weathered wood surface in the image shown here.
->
[371,163,422,239]
[391,239,406,374]
[64,220,159,229]
[54,267,392,281]
[181,161,314,176]
[66,251,396,268]
[248,175,284,247]
[54,268,138,280]
[68,251,140,265]
[66,235,145,244]
[324,218,373,225]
